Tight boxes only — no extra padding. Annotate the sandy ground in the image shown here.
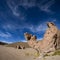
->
[0,45,60,60]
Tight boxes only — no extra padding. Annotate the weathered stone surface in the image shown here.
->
[56,30,60,49]
[24,32,37,48]
[42,22,58,52]
[24,22,60,53]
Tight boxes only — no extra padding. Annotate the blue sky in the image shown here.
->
[0,0,60,43]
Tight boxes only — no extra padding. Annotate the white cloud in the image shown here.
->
[0,40,13,44]
[0,32,12,38]
[36,23,47,32]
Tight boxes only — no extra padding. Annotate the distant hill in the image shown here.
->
[7,42,30,48]
[7,40,42,48]
[0,42,8,45]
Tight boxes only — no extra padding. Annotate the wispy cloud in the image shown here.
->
[31,19,57,33]
[52,19,57,22]
[27,22,47,33]
[46,18,57,23]
[7,0,19,16]
[3,24,17,31]
[2,23,26,32]
[39,0,55,13]
[7,0,26,20]
[0,32,12,38]
[2,18,57,34]
[7,0,55,18]
[2,21,47,33]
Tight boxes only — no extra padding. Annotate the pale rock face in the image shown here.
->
[24,32,37,48]
[57,30,60,49]
[42,22,58,52]
[24,22,60,53]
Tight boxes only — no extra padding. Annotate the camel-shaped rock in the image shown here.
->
[24,22,60,54]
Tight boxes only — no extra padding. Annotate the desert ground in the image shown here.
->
[0,45,60,60]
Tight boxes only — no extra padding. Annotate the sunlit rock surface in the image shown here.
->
[24,22,60,53]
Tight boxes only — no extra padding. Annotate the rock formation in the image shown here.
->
[16,45,25,49]
[24,22,60,54]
